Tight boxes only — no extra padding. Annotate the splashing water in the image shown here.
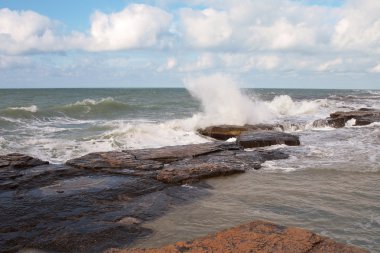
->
[184,73,274,128]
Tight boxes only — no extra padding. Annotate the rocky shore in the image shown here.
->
[1,108,378,252]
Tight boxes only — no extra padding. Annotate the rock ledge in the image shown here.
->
[106,220,368,253]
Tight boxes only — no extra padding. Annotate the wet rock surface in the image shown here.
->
[0,142,290,253]
[322,108,380,128]
[237,131,300,148]
[106,220,368,253]
[198,124,283,140]
[0,153,48,169]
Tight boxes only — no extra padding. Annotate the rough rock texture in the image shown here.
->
[106,220,368,253]
[237,131,300,148]
[198,124,283,140]
[0,153,48,169]
[325,108,380,128]
[1,142,290,253]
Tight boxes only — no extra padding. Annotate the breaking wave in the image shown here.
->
[7,105,38,112]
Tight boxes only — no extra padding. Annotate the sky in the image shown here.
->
[0,0,379,89]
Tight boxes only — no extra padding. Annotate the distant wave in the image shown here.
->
[7,105,38,113]
[59,97,132,118]
[0,105,39,119]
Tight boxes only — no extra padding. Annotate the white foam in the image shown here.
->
[345,118,357,127]
[265,95,324,116]
[184,73,274,128]
[8,105,38,112]
[261,160,297,172]
[69,97,114,106]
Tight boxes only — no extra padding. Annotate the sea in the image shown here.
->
[0,80,379,251]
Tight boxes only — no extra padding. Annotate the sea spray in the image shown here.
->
[184,73,274,127]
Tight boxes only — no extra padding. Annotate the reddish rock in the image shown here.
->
[106,220,368,253]
[198,124,283,140]
[237,131,300,148]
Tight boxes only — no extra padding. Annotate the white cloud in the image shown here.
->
[0,5,172,53]
[1,0,380,80]
[317,58,343,71]
[87,4,172,51]
[0,55,32,69]
[179,53,215,72]
[180,8,232,48]
[248,19,317,50]
[332,0,380,51]
[369,64,380,73]
[0,8,61,53]
[157,57,177,71]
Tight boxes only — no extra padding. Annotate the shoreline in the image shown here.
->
[1,108,379,252]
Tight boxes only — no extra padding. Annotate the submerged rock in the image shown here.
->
[323,108,380,128]
[198,124,283,140]
[106,220,368,253]
[237,131,300,148]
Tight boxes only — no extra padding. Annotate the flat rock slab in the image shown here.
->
[326,108,380,128]
[237,131,300,148]
[198,124,283,140]
[129,142,238,163]
[106,220,368,253]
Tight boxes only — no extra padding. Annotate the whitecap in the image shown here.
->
[8,105,38,112]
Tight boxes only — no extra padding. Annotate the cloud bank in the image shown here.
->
[0,0,379,88]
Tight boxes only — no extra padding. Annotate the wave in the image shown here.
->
[7,105,38,112]
[265,95,325,116]
[59,97,132,118]
[0,105,39,119]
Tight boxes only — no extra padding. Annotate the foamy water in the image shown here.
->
[0,77,350,162]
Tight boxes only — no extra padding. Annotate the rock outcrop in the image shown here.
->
[198,124,283,140]
[1,142,290,253]
[106,220,368,253]
[0,153,48,169]
[318,108,380,128]
[237,131,301,148]
[66,142,287,184]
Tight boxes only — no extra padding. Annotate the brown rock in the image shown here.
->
[327,109,380,128]
[237,131,300,148]
[0,153,48,169]
[157,153,245,184]
[198,124,283,140]
[66,151,163,171]
[129,142,239,163]
[106,220,368,253]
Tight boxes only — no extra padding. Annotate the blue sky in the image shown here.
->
[0,0,379,89]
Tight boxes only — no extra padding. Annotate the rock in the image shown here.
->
[1,142,291,252]
[157,151,245,184]
[129,142,239,163]
[66,151,163,172]
[237,131,300,148]
[118,217,142,225]
[0,153,48,169]
[105,220,368,253]
[198,124,283,140]
[66,143,239,174]
[326,109,380,128]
